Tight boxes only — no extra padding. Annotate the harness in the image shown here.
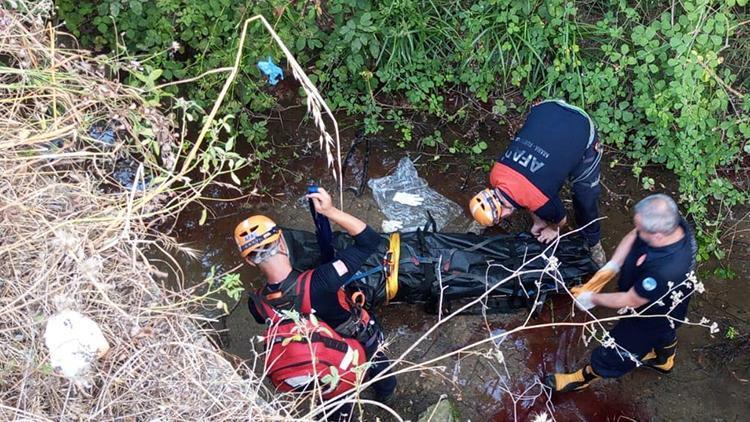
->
[252,270,379,347]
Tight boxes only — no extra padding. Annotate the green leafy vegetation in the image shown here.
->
[204,266,245,315]
[56,0,750,257]
[713,265,738,280]
[725,325,739,340]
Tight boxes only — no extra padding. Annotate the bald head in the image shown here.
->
[634,194,680,234]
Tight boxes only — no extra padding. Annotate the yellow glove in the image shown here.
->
[572,261,620,296]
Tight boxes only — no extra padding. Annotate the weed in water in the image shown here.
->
[725,326,739,341]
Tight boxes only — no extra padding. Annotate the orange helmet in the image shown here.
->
[234,215,282,259]
[469,188,507,226]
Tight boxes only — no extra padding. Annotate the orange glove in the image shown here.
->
[571,261,620,296]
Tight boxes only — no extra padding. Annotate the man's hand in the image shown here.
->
[575,291,596,311]
[536,226,558,243]
[307,187,367,236]
[530,217,547,237]
[307,187,335,217]
[531,222,546,236]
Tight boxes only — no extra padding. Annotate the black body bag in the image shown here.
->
[282,227,597,315]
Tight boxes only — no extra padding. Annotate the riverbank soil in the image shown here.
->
[169,108,750,421]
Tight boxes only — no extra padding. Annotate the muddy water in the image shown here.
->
[164,98,750,421]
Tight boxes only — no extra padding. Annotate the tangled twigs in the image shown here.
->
[0,10,290,421]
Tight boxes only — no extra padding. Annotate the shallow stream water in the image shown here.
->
[159,97,750,421]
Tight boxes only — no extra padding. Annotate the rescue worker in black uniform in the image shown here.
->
[544,194,697,392]
[469,100,606,266]
[234,187,396,415]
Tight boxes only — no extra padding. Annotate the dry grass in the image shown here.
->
[0,9,287,421]
[0,7,720,422]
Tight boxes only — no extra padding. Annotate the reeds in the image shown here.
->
[0,10,284,420]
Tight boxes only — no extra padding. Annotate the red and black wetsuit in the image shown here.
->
[248,225,397,400]
[491,100,602,246]
[249,226,379,328]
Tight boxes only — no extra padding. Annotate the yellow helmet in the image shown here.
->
[469,188,507,226]
[234,215,282,259]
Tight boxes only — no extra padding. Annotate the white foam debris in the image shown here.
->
[44,310,110,385]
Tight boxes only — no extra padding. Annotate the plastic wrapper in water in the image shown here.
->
[368,157,462,232]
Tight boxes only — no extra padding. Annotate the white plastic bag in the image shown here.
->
[368,157,462,232]
[44,310,110,385]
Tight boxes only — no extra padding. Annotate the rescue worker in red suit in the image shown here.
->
[469,100,606,266]
[234,187,396,420]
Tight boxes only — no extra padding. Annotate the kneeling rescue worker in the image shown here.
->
[469,99,606,266]
[545,194,697,392]
[234,187,396,417]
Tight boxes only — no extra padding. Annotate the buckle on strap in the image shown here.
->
[362,324,383,349]
[351,291,366,307]
[239,226,280,253]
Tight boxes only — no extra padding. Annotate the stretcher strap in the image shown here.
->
[307,184,335,263]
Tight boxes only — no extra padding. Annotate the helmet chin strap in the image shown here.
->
[493,187,513,210]
[278,237,289,257]
[257,238,295,284]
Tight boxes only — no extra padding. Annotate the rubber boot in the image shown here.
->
[588,241,607,268]
[544,365,600,393]
[641,340,677,374]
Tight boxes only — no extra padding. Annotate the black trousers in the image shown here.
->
[569,140,602,247]
[591,320,677,378]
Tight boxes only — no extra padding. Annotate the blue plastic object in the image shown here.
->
[88,125,116,146]
[257,56,284,86]
[307,183,335,263]
[113,158,151,191]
